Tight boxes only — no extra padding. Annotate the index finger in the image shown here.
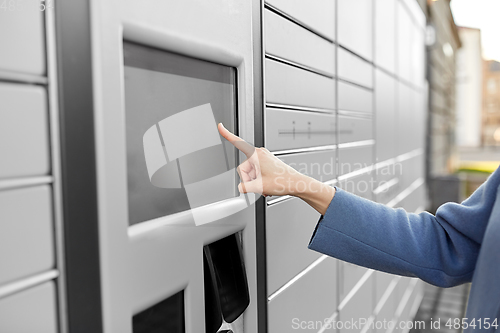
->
[218,123,255,157]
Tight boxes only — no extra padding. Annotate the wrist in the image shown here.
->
[292,175,335,215]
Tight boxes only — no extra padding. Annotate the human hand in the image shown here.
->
[218,123,303,197]
[218,124,335,215]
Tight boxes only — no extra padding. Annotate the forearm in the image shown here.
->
[291,174,335,215]
[308,187,480,287]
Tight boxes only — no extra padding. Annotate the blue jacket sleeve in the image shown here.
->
[308,169,500,287]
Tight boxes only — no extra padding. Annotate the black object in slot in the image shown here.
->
[204,233,250,324]
[132,289,185,333]
[204,254,223,333]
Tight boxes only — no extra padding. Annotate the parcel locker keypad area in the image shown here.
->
[0,0,428,332]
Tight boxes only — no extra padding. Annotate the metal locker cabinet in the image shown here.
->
[375,69,397,163]
[266,0,336,41]
[338,146,373,177]
[0,282,58,333]
[338,114,373,144]
[265,9,335,76]
[375,272,396,306]
[375,0,397,74]
[397,1,413,83]
[0,8,46,75]
[278,150,336,183]
[268,257,337,333]
[405,0,426,30]
[266,197,322,295]
[411,25,426,88]
[375,277,400,333]
[338,48,373,88]
[0,83,50,179]
[337,0,373,61]
[338,81,373,114]
[396,82,413,155]
[339,172,374,200]
[0,186,55,286]
[374,166,401,206]
[341,262,370,301]
[266,108,336,151]
[339,272,373,331]
[265,59,336,110]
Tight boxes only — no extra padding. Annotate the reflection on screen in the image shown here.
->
[123,42,238,225]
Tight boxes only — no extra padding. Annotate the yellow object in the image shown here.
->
[458,161,500,174]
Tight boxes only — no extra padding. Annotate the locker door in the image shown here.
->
[65,1,260,332]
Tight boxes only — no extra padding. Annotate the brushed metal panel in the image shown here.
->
[397,2,412,82]
[0,186,54,286]
[338,0,373,61]
[338,146,373,177]
[338,81,373,113]
[266,108,336,151]
[0,8,45,75]
[265,59,336,109]
[265,9,335,75]
[0,282,57,333]
[268,257,337,333]
[339,274,373,328]
[266,198,322,295]
[338,115,373,144]
[375,0,396,74]
[338,48,373,88]
[266,0,336,40]
[0,84,50,179]
[375,69,397,162]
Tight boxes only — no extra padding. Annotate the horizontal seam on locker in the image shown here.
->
[373,177,399,195]
[374,63,398,80]
[265,53,335,79]
[337,164,375,182]
[338,44,373,65]
[0,70,48,85]
[263,2,335,44]
[316,224,475,278]
[398,76,423,92]
[337,77,373,91]
[408,289,425,320]
[318,311,339,333]
[266,103,335,114]
[386,178,424,208]
[338,139,375,149]
[337,269,374,311]
[337,78,373,93]
[0,270,59,300]
[272,145,337,156]
[392,279,419,323]
[267,255,328,302]
[337,110,373,119]
[372,148,423,170]
[266,179,337,206]
[396,148,424,162]
[372,276,401,316]
[0,175,53,191]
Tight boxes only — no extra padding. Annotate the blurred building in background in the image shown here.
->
[423,0,462,212]
[482,60,500,146]
[455,27,482,147]
[425,0,461,176]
